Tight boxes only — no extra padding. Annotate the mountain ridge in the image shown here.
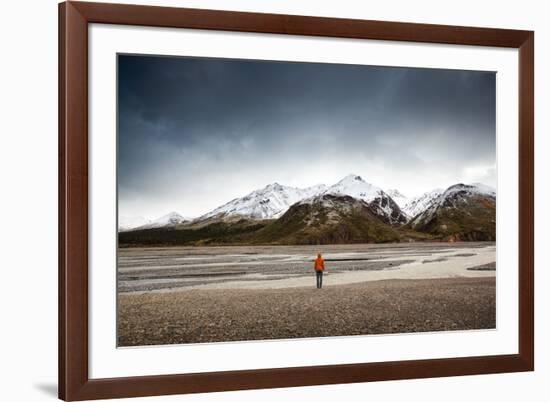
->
[195,182,327,222]
[118,176,496,246]
[193,174,408,227]
[409,183,496,241]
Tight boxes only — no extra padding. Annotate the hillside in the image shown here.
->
[409,184,496,241]
[118,219,268,247]
[252,194,401,245]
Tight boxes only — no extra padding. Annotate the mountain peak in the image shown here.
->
[339,174,365,184]
[386,188,407,199]
[321,175,407,225]
[470,182,496,195]
[267,182,282,188]
[148,211,188,226]
[326,174,381,201]
[162,211,184,219]
[119,211,189,231]
[445,182,496,198]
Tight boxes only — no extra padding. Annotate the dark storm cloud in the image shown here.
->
[118,54,495,218]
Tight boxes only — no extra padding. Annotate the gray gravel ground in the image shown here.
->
[118,276,496,346]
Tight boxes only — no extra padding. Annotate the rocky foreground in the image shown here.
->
[118,277,495,346]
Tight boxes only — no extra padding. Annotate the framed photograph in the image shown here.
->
[59,1,534,400]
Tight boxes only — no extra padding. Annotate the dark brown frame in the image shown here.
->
[59,1,534,400]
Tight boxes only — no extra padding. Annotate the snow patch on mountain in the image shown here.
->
[402,188,444,218]
[385,189,409,210]
[198,182,328,221]
[410,183,496,227]
[323,174,384,202]
[136,212,190,230]
[467,183,496,197]
[118,216,151,232]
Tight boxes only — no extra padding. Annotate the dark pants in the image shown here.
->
[316,271,323,289]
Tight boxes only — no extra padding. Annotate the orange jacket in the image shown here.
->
[314,257,325,272]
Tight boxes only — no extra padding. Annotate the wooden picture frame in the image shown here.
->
[59,1,534,400]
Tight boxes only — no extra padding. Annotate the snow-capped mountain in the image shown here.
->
[196,174,410,225]
[197,174,408,225]
[385,189,409,210]
[120,177,495,237]
[118,177,497,245]
[402,188,444,218]
[323,174,384,202]
[119,212,191,232]
[134,211,190,230]
[118,215,151,232]
[197,183,328,221]
[305,175,408,225]
[323,175,408,224]
[410,183,496,240]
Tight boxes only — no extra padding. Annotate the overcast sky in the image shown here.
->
[118,54,496,220]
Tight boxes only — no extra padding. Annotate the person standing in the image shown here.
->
[314,253,325,289]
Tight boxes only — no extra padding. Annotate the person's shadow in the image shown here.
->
[34,383,57,398]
